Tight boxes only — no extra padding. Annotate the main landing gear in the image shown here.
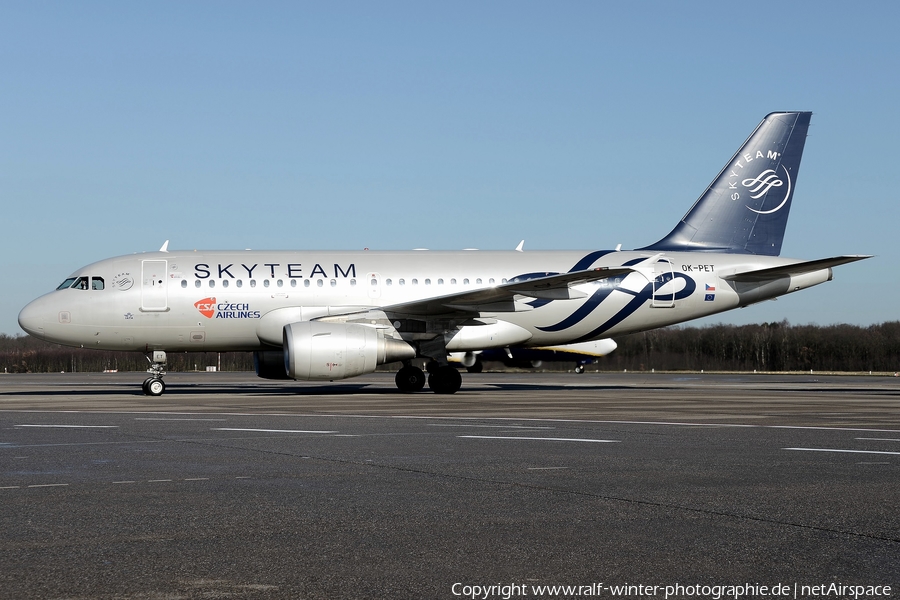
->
[395,360,462,394]
[142,350,167,396]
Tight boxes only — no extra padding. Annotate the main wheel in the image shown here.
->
[146,378,166,396]
[428,365,462,394]
[466,360,483,374]
[395,366,426,393]
[142,377,154,395]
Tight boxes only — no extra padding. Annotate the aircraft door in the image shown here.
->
[651,259,675,308]
[141,260,169,311]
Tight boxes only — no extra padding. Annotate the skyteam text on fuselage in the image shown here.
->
[19,112,870,395]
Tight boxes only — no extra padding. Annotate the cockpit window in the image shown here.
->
[91,277,105,291]
[57,277,78,290]
[73,277,89,290]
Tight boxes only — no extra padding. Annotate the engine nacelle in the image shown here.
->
[254,350,291,380]
[284,322,415,381]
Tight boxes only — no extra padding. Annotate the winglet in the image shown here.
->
[159,240,169,253]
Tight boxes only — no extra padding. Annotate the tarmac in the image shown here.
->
[1,371,898,599]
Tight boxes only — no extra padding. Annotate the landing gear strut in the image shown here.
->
[143,350,167,396]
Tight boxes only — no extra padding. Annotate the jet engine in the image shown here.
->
[283,321,415,381]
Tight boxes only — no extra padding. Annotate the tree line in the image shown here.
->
[1,321,899,374]
[603,321,900,373]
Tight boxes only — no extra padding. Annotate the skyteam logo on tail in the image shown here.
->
[743,169,783,198]
[743,165,792,214]
[727,148,792,216]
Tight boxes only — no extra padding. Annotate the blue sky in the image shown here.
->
[2,1,898,335]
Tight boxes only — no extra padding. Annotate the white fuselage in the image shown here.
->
[18,248,831,353]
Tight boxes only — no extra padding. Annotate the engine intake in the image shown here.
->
[284,322,415,381]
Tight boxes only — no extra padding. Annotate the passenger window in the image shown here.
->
[330,279,336,287]
[222,279,229,288]
[250,280,257,288]
[290,279,297,288]
[91,277,105,290]
[237,280,243,288]
[277,279,283,287]
[304,280,310,288]
[316,279,323,287]
[57,277,78,290]
[386,279,392,286]
[263,280,270,288]
[209,280,216,288]
[195,280,201,288]
[412,278,418,285]
[451,278,457,285]
[463,278,469,285]
[438,278,444,285]
[399,279,405,286]
[425,279,431,285]
[181,280,187,288]
[350,279,356,286]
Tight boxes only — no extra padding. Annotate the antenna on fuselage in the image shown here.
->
[515,240,525,252]
[159,240,169,253]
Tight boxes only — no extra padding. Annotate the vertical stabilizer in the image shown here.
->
[641,111,812,256]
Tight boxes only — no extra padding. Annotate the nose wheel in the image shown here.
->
[143,351,167,396]
[142,377,166,396]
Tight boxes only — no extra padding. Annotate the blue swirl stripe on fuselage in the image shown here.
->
[538,271,696,336]
[571,273,696,342]
[522,250,615,310]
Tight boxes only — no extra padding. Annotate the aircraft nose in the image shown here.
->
[18,298,48,338]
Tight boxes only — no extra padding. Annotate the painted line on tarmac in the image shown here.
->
[784,447,900,456]
[460,436,619,443]
[212,428,337,434]
[15,424,119,428]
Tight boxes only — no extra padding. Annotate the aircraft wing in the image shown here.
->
[722,255,872,282]
[382,267,634,317]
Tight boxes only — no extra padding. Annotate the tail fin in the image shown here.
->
[641,111,812,256]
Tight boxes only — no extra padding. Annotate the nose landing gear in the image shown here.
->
[143,350,167,396]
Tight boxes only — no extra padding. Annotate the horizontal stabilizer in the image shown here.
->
[722,255,872,282]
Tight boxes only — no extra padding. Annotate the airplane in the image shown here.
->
[18,112,870,396]
[451,338,619,373]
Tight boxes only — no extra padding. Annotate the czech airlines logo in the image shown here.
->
[194,297,261,319]
[743,165,792,215]
[195,297,216,319]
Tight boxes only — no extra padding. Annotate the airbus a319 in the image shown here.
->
[18,112,869,395]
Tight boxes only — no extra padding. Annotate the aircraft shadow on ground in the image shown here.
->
[1,382,672,397]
